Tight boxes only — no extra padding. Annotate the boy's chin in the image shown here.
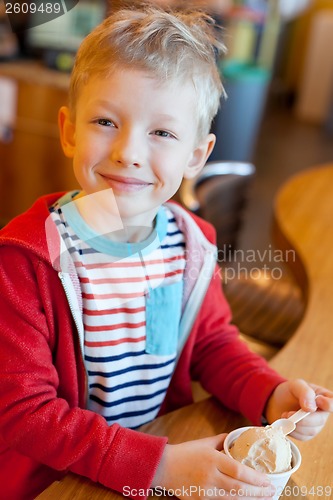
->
[116,202,160,226]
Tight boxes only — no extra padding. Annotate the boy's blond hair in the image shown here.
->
[69,5,226,140]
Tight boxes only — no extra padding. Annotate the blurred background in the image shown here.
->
[1,0,333,236]
[1,0,333,356]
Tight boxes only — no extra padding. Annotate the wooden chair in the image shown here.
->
[179,161,255,253]
[178,161,305,362]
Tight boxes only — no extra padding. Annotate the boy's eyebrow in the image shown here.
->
[91,99,118,110]
[154,113,180,122]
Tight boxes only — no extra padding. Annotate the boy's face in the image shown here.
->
[59,68,215,228]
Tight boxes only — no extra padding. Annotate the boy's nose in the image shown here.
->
[110,130,145,168]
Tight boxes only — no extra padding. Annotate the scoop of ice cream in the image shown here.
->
[229,426,292,474]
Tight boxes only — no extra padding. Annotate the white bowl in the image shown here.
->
[224,426,302,500]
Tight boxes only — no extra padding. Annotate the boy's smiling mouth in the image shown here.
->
[100,173,153,193]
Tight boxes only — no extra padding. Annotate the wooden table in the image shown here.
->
[269,163,333,496]
[37,165,333,499]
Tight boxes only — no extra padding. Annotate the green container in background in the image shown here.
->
[210,61,271,162]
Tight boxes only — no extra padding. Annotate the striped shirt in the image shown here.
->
[50,193,186,428]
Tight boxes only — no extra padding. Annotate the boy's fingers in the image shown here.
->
[310,384,333,411]
[290,429,321,441]
[315,394,333,412]
[294,413,328,431]
[290,414,329,440]
[201,433,228,450]
[218,454,271,488]
[281,410,326,426]
[213,433,228,451]
[289,379,317,411]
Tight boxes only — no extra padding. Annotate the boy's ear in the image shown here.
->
[58,106,76,158]
[184,133,216,179]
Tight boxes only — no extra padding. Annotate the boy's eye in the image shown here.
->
[153,130,175,139]
[97,118,115,127]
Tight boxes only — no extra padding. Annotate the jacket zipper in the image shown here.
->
[58,271,89,407]
[177,250,216,360]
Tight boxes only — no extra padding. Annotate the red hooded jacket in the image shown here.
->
[0,194,285,499]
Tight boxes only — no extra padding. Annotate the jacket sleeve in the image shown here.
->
[0,246,166,495]
[190,266,286,425]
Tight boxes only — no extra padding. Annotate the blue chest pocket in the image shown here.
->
[145,280,183,356]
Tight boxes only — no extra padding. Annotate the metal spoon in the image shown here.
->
[270,408,311,435]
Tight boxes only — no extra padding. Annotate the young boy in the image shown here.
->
[0,6,332,500]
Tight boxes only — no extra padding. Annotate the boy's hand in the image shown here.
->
[265,379,333,441]
[152,434,274,499]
